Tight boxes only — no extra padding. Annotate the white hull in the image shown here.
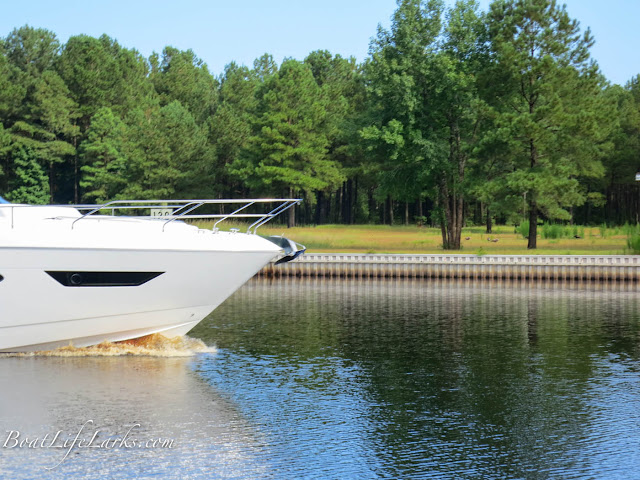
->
[0,247,277,352]
[0,202,292,352]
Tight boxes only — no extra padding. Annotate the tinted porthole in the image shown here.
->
[46,271,163,287]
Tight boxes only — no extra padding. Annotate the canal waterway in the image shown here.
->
[1,278,640,479]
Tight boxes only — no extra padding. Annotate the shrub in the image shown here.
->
[517,222,529,239]
[414,215,428,227]
[599,223,608,239]
[627,224,640,254]
[627,233,640,254]
[541,223,567,239]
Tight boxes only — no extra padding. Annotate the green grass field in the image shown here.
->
[196,222,635,255]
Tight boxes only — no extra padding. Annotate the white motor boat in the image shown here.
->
[0,198,304,352]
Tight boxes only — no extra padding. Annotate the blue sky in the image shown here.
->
[0,0,637,85]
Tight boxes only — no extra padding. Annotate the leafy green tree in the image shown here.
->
[4,146,49,204]
[611,79,640,181]
[118,107,173,199]
[1,26,77,202]
[0,43,26,123]
[363,0,487,248]
[614,76,640,187]
[79,107,128,202]
[0,123,10,182]
[362,0,445,227]
[156,100,212,197]
[150,47,218,125]
[1,26,60,122]
[232,59,344,226]
[430,0,488,248]
[487,0,610,248]
[31,70,79,200]
[469,121,522,231]
[252,53,278,81]
[31,71,78,136]
[209,62,260,197]
[3,25,60,77]
[305,50,367,224]
[7,120,75,202]
[121,101,210,199]
[57,34,153,128]
[592,77,640,224]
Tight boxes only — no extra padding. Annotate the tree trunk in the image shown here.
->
[439,189,464,250]
[526,133,539,248]
[352,176,358,224]
[527,199,538,249]
[303,193,311,225]
[49,161,54,204]
[445,195,463,250]
[486,207,492,234]
[388,197,394,225]
[569,206,574,226]
[343,181,351,224]
[474,201,482,225]
[288,187,295,228]
[73,135,78,204]
[439,115,466,250]
[368,188,375,224]
[74,158,78,204]
[315,191,323,225]
[455,189,463,249]
[438,196,447,248]
[405,202,409,225]
[338,185,344,224]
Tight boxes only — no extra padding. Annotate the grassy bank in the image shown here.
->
[197,222,634,255]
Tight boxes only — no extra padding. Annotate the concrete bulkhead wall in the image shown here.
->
[261,253,640,281]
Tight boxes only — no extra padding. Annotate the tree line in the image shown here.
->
[1,0,639,249]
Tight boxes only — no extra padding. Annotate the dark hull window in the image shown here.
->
[46,271,163,287]
[0,274,3,283]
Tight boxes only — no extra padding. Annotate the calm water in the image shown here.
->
[2,279,640,479]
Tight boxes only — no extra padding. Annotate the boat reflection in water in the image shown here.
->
[0,337,270,480]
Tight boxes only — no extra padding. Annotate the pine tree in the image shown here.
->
[488,0,610,248]
[5,146,49,204]
[150,47,218,125]
[57,34,153,128]
[79,107,128,202]
[209,62,260,197]
[121,101,210,199]
[305,50,367,224]
[232,59,344,226]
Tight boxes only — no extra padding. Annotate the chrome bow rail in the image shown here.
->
[69,199,302,233]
